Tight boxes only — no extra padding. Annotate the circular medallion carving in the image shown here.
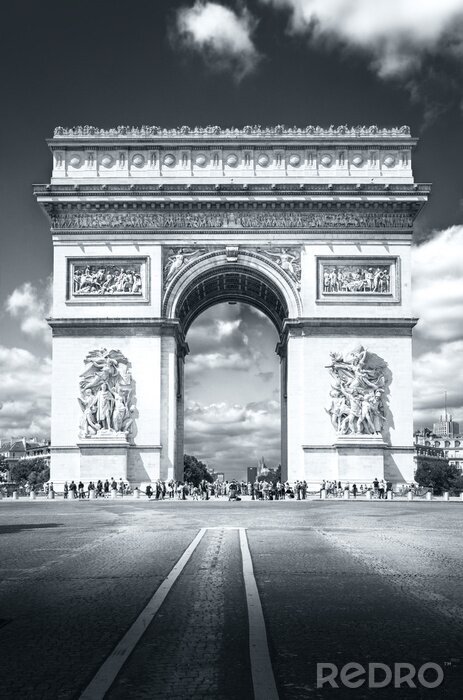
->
[320,154,332,167]
[288,154,301,167]
[69,155,81,167]
[100,154,113,167]
[195,154,207,167]
[383,155,396,167]
[163,153,176,166]
[257,153,270,167]
[132,154,145,167]
[226,153,238,167]
[352,155,363,167]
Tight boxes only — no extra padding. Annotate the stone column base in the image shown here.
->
[333,435,387,484]
[78,435,130,482]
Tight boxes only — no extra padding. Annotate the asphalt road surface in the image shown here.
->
[0,499,462,699]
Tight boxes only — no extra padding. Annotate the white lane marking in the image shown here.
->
[79,528,207,700]
[239,528,280,700]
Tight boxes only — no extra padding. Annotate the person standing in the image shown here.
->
[63,481,69,499]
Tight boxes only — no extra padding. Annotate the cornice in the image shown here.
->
[34,182,431,197]
[276,316,418,351]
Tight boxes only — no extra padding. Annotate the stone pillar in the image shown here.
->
[160,334,180,482]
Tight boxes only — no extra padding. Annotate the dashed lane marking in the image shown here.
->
[239,528,280,700]
[79,527,207,700]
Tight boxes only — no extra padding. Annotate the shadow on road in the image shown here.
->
[0,523,61,535]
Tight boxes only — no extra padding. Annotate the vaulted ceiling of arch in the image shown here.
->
[175,265,288,335]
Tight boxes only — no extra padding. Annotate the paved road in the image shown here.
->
[0,500,462,699]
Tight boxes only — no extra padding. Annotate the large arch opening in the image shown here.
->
[167,260,293,482]
[184,301,281,481]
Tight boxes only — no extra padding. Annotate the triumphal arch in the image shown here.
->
[34,124,429,487]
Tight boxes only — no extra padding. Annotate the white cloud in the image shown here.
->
[412,226,463,426]
[175,1,261,80]
[412,226,463,343]
[5,279,52,345]
[0,346,51,438]
[184,399,281,477]
[262,0,463,78]
[187,350,261,373]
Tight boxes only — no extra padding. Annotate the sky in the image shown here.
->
[0,1,463,476]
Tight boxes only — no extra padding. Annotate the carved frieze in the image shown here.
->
[69,258,147,300]
[51,210,414,230]
[317,257,398,303]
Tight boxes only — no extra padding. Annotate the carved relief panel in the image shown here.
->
[317,257,399,304]
[67,258,149,303]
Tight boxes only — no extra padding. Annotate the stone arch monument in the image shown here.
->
[34,124,429,487]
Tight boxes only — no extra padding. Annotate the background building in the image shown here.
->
[247,466,257,483]
[432,416,460,437]
[414,430,462,472]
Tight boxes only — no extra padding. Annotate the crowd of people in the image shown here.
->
[319,478,393,498]
[53,478,312,500]
[16,477,400,501]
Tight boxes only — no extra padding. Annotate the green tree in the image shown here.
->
[183,454,213,487]
[415,461,462,495]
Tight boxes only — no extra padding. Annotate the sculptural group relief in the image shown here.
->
[321,262,391,295]
[78,349,135,440]
[70,260,145,297]
[163,248,206,284]
[326,345,388,438]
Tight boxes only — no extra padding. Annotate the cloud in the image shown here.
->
[262,0,463,78]
[0,346,51,437]
[413,341,463,427]
[187,350,260,374]
[184,399,281,477]
[412,226,463,343]
[256,371,274,382]
[174,1,261,80]
[412,226,463,426]
[185,304,269,374]
[5,279,52,345]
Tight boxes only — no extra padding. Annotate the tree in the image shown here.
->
[10,458,49,486]
[183,454,213,487]
[258,464,281,485]
[415,461,462,495]
[0,456,9,481]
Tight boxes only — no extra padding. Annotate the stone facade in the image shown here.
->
[34,125,429,486]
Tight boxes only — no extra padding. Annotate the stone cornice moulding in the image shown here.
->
[47,317,188,350]
[34,182,432,195]
[275,316,418,352]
